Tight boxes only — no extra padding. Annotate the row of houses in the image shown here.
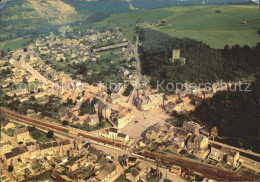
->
[2,139,73,172]
[142,122,238,166]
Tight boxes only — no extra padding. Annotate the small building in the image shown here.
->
[115,133,129,143]
[1,120,15,130]
[183,121,202,135]
[128,157,137,166]
[221,147,240,167]
[145,125,162,141]
[14,127,30,143]
[174,128,191,147]
[107,94,121,104]
[59,108,78,122]
[0,141,13,154]
[172,49,186,66]
[113,83,125,94]
[94,100,111,119]
[187,134,209,151]
[108,128,119,139]
[170,165,181,175]
[85,114,99,126]
[167,143,182,154]
[209,144,222,161]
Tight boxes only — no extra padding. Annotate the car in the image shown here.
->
[134,120,138,124]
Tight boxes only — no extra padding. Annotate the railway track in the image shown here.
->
[143,151,257,181]
[0,107,127,149]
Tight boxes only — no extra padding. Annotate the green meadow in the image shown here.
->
[94,5,260,48]
[0,38,28,51]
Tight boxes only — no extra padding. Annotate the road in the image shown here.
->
[20,52,57,86]
[128,35,141,105]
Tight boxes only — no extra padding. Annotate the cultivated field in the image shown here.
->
[94,5,260,48]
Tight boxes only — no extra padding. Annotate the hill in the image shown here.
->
[193,82,259,151]
[138,28,259,86]
[94,5,260,48]
[0,0,80,41]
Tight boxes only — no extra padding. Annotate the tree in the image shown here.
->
[47,130,54,138]
[123,84,134,96]
[91,97,98,107]
[79,99,95,116]
[62,120,69,126]
[23,77,28,84]
[29,96,36,101]
[8,165,13,172]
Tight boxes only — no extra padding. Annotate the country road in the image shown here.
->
[128,35,141,105]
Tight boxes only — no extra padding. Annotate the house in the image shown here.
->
[85,114,99,126]
[145,125,162,141]
[51,171,73,182]
[167,143,182,154]
[59,108,78,122]
[209,144,222,161]
[174,128,191,147]
[107,94,121,104]
[110,108,134,128]
[183,121,202,135]
[1,120,15,130]
[3,146,28,166]
[187,134,209,151]
[0,141,13,154]
[108,128,119,139]
[14,127,30,143]
[126,168,140,182]
[78,114,88,124]
[94,100,111,119]
[128,157,137,166]
[164,102,177,114]
[221,147,240,167]
[125,162,148,182]
[115,133,129,143]
[113,83,124,94]
[95,162,117,181]
[6,90,29,97]
[193,149,210,160]
[134,94,163,111]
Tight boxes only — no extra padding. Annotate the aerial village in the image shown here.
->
[0,26,259,181]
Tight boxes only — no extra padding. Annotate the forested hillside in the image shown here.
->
[138,28,260,87]
[193,82,259,151]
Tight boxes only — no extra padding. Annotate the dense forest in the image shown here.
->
[138,28,260,88]
[192,82,259,152]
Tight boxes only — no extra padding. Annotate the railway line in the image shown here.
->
[0,107,127,149]
[143,151,257,181]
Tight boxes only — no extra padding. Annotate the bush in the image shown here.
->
[47,130,54,138]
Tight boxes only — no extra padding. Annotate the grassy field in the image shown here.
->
[94,5,260,48]
[0,38,28,51]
